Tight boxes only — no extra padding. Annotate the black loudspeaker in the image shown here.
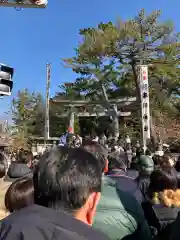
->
[0,64,14,96]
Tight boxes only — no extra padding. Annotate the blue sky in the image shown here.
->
[0,0,180,119]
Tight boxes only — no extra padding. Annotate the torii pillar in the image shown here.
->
[112,104,119,140]
[69,112,75,134]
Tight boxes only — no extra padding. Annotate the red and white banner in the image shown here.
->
[139,65,150,140]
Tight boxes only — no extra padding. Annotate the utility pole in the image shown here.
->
[44,63,51,141]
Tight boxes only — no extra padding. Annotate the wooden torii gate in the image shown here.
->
[53,97,137,139]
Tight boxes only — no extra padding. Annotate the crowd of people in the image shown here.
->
[0,133,180,239]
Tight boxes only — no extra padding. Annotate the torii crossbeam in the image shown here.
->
[52,97,137,136]
[52,97,136,107]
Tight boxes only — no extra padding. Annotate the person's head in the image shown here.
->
[136,148,144,157]
[0,152,8,178]
[111,138,117,146]
[5,174,34,213]
[137,155,154,176]
[149,169,177,196]
[175,160,180,172]
[34,146,102,225]
[0,163,6,178]
[66,133,76,147]
[132,147,136,153]
[108,152,127,172]
[125,143,131,150]
[160,154,175,170]
[82,140,108,173]
[17,150,29,164]
[153,155,163,166]
[145,149,152,157]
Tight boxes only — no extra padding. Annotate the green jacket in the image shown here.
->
[93,176,151,240]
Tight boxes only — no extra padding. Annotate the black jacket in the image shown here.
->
[142,202,180,239]
[170,211,180,240]
[0,204,109,240]
[127,169,139,179]
[136,176,150,200]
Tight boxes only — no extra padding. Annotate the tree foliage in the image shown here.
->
[11,9,180,141]
[11,89,45,148]
[61,9,180,139]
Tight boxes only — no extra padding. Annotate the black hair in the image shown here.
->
[149,169,177,197]
[0,163,6,178]
[159,154,174,171]
[175,160,180,172]
[145,149,152,156]
[136,148,144,157]
[108,153,127,171]
[0,152,8,178]
[33,146,102,213]
[82,140,108,173]
[5,175,34,213]
[17,150,29,164]
[153,155,163,166]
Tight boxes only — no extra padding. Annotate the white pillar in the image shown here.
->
[69,112,75,134]
[138,65,150,152]
[112,104,119,140]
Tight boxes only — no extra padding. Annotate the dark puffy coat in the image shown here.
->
[142,202,180,240]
